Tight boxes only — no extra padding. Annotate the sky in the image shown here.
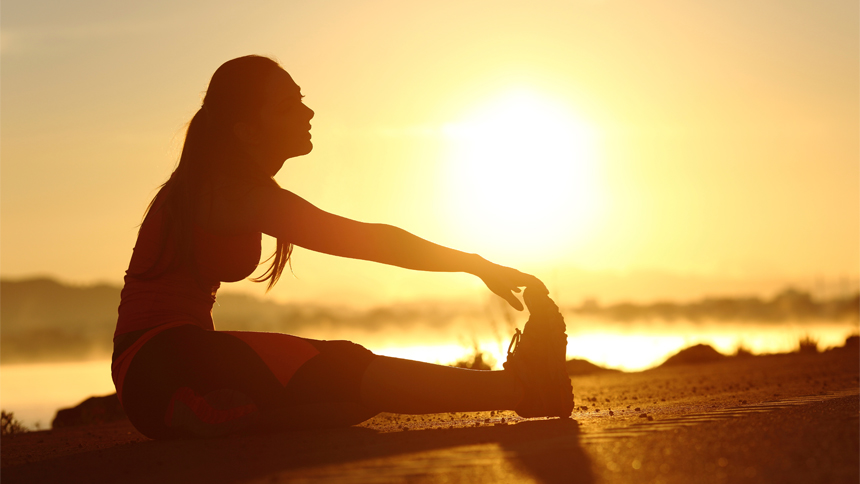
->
[2,0,858,307]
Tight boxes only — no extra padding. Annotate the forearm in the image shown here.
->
[333,223,487,275]
[357,224,547,310]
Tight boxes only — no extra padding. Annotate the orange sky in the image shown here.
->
[1,0,857,306]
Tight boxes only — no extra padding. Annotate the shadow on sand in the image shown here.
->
[4,418,594,483]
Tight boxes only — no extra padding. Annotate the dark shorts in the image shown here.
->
[117,324,379,439]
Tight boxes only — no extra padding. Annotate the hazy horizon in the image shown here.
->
[3,268,859,309]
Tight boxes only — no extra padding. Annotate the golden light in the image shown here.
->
[442,89,603,260]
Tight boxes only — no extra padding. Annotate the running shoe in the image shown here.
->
[504,287,575,418]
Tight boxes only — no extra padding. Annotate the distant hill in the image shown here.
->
[1,278,120,363]
[571,288,859,323]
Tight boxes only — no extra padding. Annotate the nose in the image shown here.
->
[305,104,314,121]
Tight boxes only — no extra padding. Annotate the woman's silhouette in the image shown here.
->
[112,55,573,438]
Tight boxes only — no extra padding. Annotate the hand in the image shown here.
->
[476,259,548,311]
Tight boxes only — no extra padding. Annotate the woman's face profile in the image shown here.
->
[244,69,315,175]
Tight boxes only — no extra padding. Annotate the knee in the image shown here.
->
[324,340,376,362]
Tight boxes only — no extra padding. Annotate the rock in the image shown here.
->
[565,358,620,376]
[52,393,126,428]
[659,344,726,367]
[839,335,859,351]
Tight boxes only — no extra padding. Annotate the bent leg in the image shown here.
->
[263,339,380,430]
[122,325,284,438]
[122,326,372,438]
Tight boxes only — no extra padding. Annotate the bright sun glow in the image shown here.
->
[442,90,603,260]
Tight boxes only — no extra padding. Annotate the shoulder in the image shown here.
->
[198,175,284,234]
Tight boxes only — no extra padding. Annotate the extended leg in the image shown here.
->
[359,356,524,414]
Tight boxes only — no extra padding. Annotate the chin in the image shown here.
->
[282,143,313,161]
[297,141,314,156]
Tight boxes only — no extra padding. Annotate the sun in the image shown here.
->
[442,89,603,261]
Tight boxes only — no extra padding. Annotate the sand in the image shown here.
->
[2,347,857,484]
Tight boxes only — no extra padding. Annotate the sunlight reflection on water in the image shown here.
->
[0,360,115,430]
[369,318,858,372]
[566,318,858,371]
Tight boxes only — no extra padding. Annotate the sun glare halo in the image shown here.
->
[442,90,603,261]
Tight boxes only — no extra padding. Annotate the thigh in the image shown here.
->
[257,338,381,430]
[283,339,379,406]
[122,325,303,438]
[122,326,378,438]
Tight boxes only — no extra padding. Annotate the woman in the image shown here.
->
[112,55,573,439]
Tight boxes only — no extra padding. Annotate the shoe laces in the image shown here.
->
[507,328,522,359]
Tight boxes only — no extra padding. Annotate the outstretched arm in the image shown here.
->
[239,185,546,310]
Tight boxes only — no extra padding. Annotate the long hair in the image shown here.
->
[137,55,292,290]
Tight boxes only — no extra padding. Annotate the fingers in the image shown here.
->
[512,272,548,296]
[510,269,545,294]
[485,279,525,311]
[503,291,524,311]
[479,259,547,310]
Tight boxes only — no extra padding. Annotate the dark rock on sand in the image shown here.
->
[839,334,859,351]
[52,393,126,428]
[658,343,726,367]
[452,350,493,370]
[566,358,620,376]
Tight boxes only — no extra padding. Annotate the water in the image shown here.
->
[1,319,856,430]
[564,318,857,371]
[0,360,116,430]
[371,318,859,372]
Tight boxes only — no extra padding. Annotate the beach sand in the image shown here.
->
[2,347,857,483]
